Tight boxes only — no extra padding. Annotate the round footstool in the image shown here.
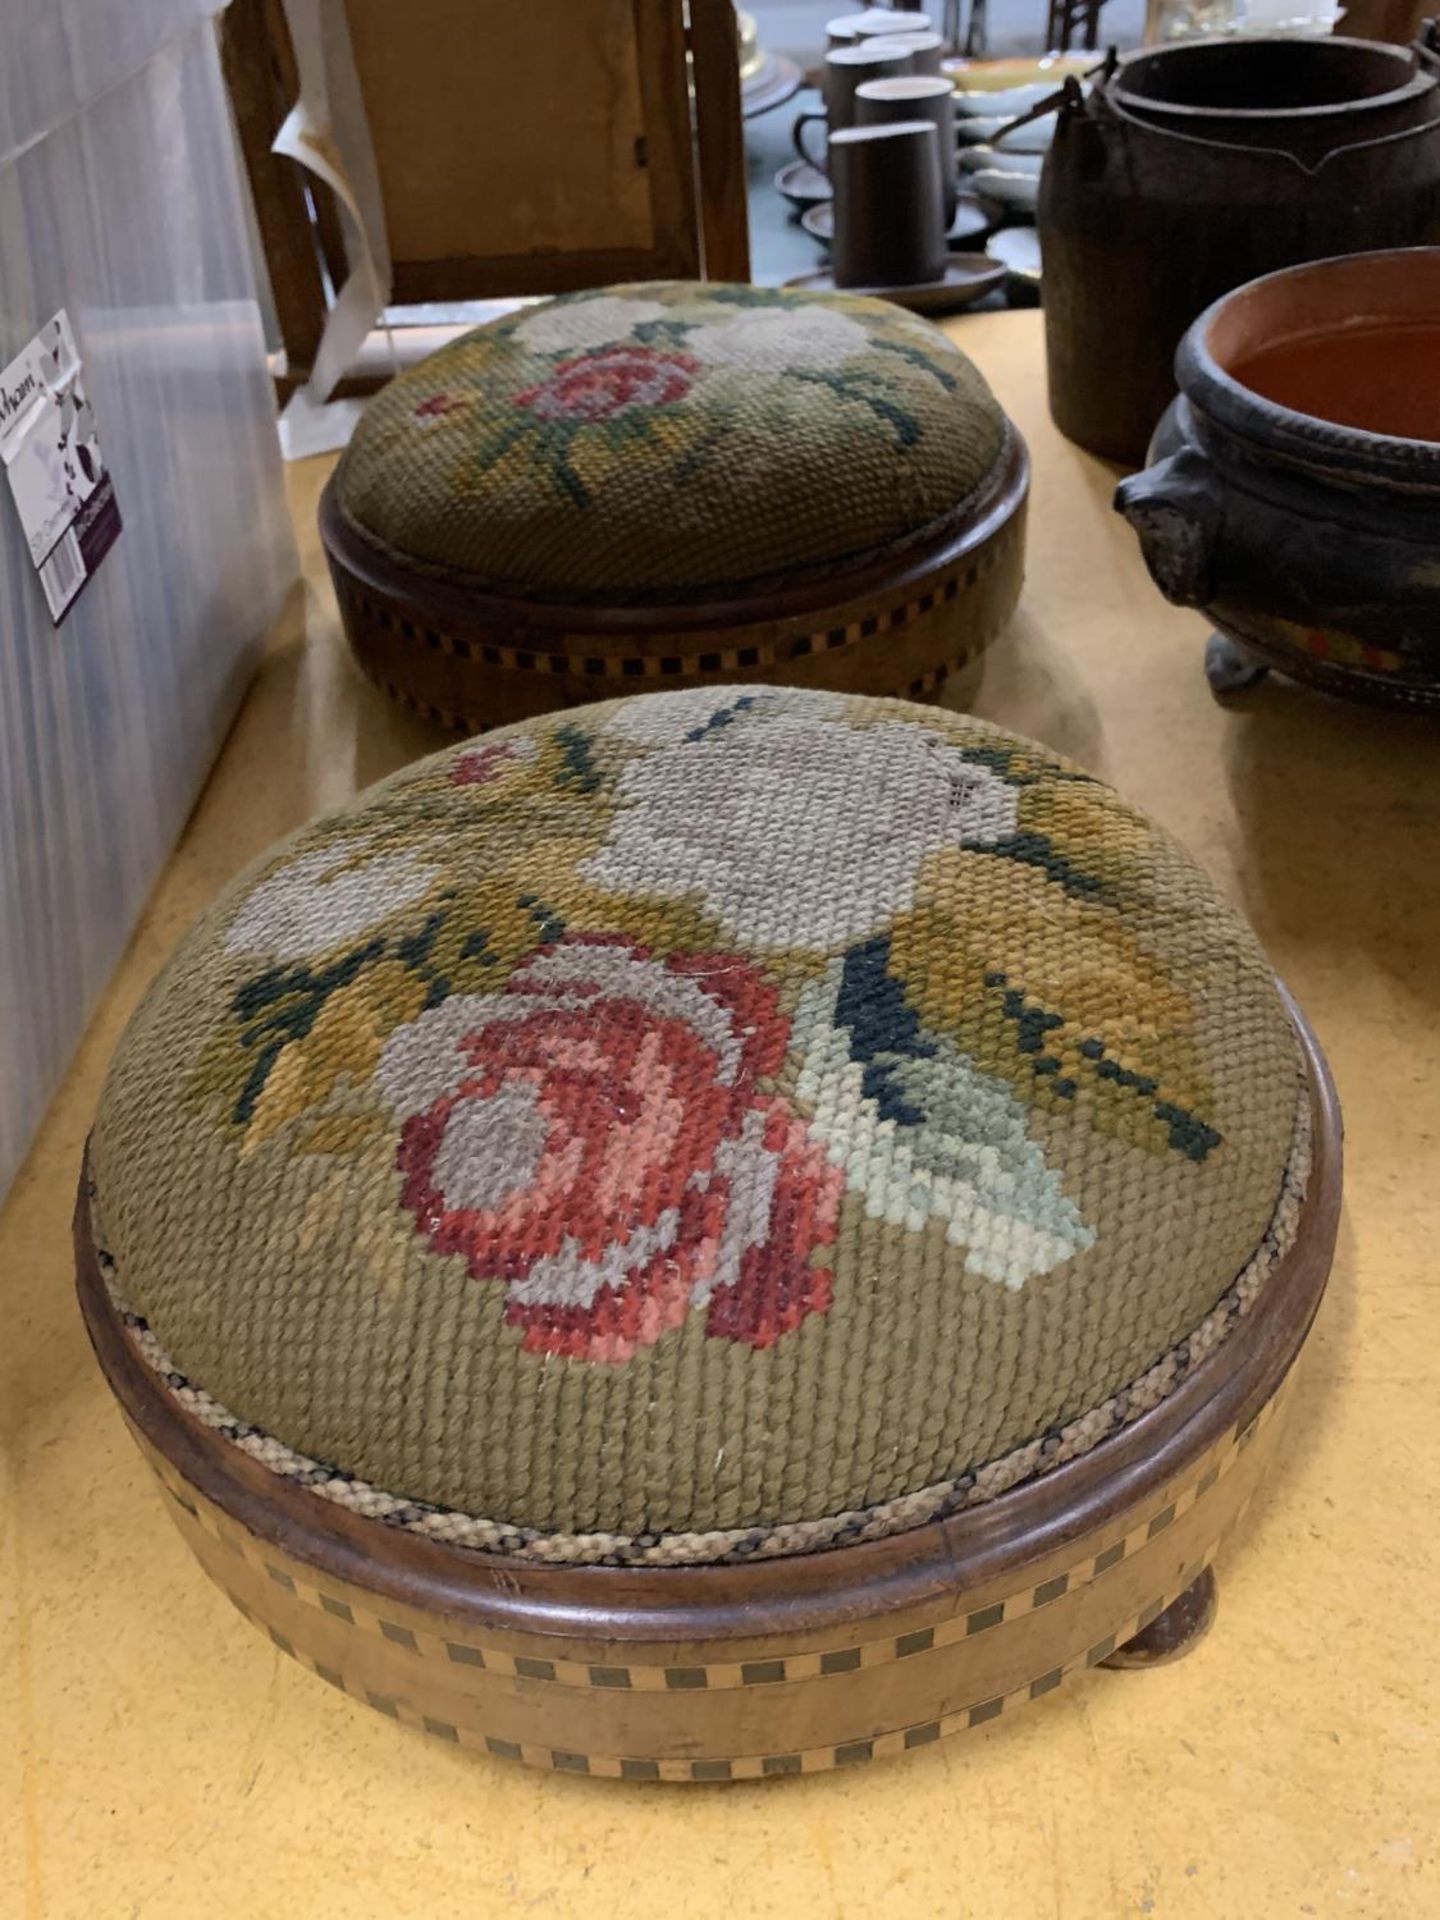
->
[79,687,1338,1778]
[320,284,1028,732]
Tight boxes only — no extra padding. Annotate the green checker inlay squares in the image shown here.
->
[904,1721,942,1748]
[742,1660,787,1685]
[588,1666,632,1689]
[665,1667,709,1690]
[967,1603,1005,1635]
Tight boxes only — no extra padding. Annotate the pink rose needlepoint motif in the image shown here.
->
[513,344,698,424]
[375,936,843,1363]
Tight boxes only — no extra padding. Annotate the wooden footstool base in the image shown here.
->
[320,428,1029,735]
[76,998,1337,1782]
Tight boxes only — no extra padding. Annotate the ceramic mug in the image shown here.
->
[855,73,957,221]
[794,40,917,169]
[830,120,949,288]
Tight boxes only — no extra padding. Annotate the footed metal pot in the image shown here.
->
[1116,247,1440,710]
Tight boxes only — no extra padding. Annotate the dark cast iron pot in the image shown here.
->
[1115,247,1440,710]
[1039,27,1440,465]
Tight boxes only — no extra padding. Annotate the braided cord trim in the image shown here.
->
[93,1084,1311,1570]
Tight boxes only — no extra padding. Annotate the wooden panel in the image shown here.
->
[220,0,326,373]
[630,0,704,279]
[1334,0,1428,42]
[344,0,701,291]
[227,0,712,370]
[688,0,751,280]
[389,246,689,306]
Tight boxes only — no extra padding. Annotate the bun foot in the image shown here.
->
[1205,631,1269,696]
[1101,1567,1218,1669]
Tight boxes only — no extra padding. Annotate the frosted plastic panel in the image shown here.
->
[0,16,296,1194]
[0,0,219,168]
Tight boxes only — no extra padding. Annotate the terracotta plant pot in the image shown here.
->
[1115,246,1440,708]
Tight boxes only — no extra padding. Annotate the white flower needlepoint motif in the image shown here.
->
[224,837,440,961]
[684,306,871,373]
[512,295,669,356]
[580,707,1022,953]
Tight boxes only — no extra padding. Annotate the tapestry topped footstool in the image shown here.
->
[79,688,1338,1778]
[320,284,1028,732]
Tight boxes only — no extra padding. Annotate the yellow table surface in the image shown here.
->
[4,311,1438,1920]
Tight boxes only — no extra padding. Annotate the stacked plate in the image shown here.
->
[799,195,991,251]
[953,67,1090,297]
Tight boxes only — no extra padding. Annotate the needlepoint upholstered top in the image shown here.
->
[331,284,1007,600]
[87,688,1308,1571]
[319,287,1029,732]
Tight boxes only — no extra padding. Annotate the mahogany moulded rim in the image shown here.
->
[317,424,1031,640]
[75,988,1340,1654]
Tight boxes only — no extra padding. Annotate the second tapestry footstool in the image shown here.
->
[321,283,1028,731]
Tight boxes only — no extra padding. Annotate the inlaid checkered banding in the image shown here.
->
[194,1504,1254,1781]
[334,541,1006,683]
[146,1379,1286,1708]
[350,633,982,738]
